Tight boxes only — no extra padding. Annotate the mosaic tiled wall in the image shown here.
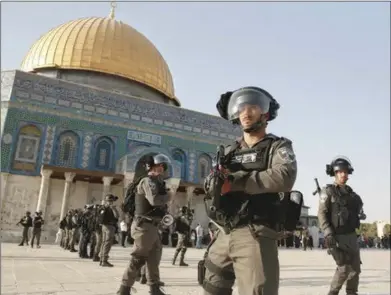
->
[9,70,241,141]
[1,70,238,183]
[1,107,225,182]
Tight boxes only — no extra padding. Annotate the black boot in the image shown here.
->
[172,249,180,265]
[149,284,167,295]
[179,248,188,266]
[117,285,131,295]
[101,260,114,267]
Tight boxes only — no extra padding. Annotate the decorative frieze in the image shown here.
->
[11,71,241,140]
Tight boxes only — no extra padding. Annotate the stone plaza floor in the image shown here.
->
[1,243,390,295]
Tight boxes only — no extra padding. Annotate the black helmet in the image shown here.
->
[217,86,279,132]
[145,154,171,171]
[326,156,354,176]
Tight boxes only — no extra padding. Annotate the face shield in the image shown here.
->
[153,154,171,171]
[227,88,271,121]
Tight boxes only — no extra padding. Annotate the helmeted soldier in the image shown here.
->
[91,204,103,261]
[99,194,119,267]
[318,156,366,295]
[79,204,94,258]
[172,206,193,266]
[31,210,44,248]
[17,211,32,246]
[117,154,172,295]
[202,86,298,295]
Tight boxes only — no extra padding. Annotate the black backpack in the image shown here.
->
[121,175,145,216]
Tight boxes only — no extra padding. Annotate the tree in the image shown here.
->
[357,222,377,237]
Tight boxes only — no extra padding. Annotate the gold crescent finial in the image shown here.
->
[109,1,117,19]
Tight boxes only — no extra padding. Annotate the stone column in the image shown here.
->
[186,186,196,208]
[102,176,114,204]
[36,168,53,214]
[59,172,76,220]
[0,173,10,214]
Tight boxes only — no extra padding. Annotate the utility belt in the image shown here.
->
[222,218,275,234]
[135,216,161,227]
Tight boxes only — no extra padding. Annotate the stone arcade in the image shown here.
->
[0,9,241,242]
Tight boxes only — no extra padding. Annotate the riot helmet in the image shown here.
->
[146,154,171,172]
[326,156,354,177]
[223,86,280,133]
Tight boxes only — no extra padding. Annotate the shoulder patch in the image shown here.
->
[319,188,329,203]
[277,146,296,163]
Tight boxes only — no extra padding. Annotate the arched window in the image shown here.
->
[172,149,186,180]
[94,137,114,170]
[14,125,42,164]
[198,154,211,182]
[56,131,79,167]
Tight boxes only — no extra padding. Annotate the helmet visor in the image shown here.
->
[227,89,271,121]
[153,154,171,171]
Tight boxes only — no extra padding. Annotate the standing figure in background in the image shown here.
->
[31,211,44,248]
[195,224,204,249]
[17,211,32,246]
[318,156,366,295]
[172,206,193,266]
[99,194,119,267]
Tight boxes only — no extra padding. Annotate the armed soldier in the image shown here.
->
[91,204,103,261]
[17,211,32,246]
[30,211,44,248]
[172,206,193,267]
[117,154,171,295]
[202,87,299,295]
[99,194,119,267]
[79,204,94,258]
[317,157,366,295]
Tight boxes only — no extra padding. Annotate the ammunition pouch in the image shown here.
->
[278,191,304,231]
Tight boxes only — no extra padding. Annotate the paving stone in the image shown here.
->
[1,243,390,295]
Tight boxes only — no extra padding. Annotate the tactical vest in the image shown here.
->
[100,207,117,225]
[207,137,282,232]
[174,215,191,234]
[134,177,166,218]
[326,185,361,234]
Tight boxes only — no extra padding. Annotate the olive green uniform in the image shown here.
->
[99,206,119,266]
[318,184,363,295]
[118,176,169,294]
[203,135,297,295]
[172,215,190,266]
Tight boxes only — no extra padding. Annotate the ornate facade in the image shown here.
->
[0,13,240,242]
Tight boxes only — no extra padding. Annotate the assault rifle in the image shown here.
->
[312,178,321,196]
[208,145,226,209]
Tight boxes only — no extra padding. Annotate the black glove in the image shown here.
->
[325,234,337,248]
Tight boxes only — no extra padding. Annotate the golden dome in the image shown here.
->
[21,16,179,105]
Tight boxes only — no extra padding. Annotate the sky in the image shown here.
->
[1,2,390,222]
